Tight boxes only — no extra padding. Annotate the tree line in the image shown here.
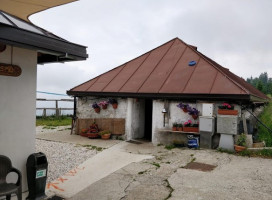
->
[246,72,272,95]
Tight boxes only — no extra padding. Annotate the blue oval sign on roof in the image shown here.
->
[188,61,196,66]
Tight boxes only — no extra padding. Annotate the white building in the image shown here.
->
[0,0,88,191]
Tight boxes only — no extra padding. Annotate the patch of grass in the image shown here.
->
[165,144,175,150]
[42,126,56,130]
[36,116,72,127]
[80,144,105,151]
[151,162,161,168]
[157,144,163,146]
[239,149,272,158]
[165,161,171,164]
[257,102,272,146]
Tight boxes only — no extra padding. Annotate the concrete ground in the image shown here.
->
[33,127,272,200]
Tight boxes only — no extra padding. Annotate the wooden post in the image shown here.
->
[42,108,46,117]
[56,100,59,117]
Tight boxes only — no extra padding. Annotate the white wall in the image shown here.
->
[77,97,145,140]
[0,46,37,191]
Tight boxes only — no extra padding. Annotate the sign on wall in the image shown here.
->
[0,63,21,77]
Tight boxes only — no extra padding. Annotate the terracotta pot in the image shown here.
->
[172,127,177,131]
[234,145,246,152]
[182,108,188,113]
[218,109,238,115]
[101,134,111,140]
[88,133,100,139]
[192,114,198,120]
[112,103,118,109]
[183,127,199,133]
[102,104,108,109]
[253,142,265,148]
[94,107,100,113]
[178,127,183,131]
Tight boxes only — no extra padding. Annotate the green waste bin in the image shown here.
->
[26,152,48,200]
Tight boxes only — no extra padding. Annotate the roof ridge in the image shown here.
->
[177,39,250,95]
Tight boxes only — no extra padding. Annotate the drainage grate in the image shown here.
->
[184,162,216,172]
[126,140,142,144]
[47,196,65,200]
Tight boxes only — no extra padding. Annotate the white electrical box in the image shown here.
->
[199,116,215,134]
[202,103,214,117]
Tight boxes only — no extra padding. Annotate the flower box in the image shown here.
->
[183,127,199,133]
[218,109,238,115]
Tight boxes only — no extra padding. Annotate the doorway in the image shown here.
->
[144,99,153,141]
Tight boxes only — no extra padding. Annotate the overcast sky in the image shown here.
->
[30,0,272,98]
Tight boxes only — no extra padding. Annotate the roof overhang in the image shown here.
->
[67,91,257,103]
[0,24,88,63]
[0,0,77,22]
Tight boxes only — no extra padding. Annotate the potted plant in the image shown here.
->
[177,102,190,113]
[188,107,199,120]
[88,121,100,139]
[80,128,89,137]
[172,122,178,131]
[98,100,109,109]
[92,102,101,113]
[177,123,183,131]
[99,130,111,140]
[108,98,118,109]
[218,102,238,115]
[234,133,247,152]
[183,120,199,133]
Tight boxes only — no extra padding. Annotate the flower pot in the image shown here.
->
[178,127,183,131]
[218,109,238,115]
[183,127,199,133]
[192,114,198,120]
[101,134,111,140]
[88,133,100,139]
[234,145,246,152]
[94,107,100,113]
[112,103,118,109]
[253,142,265,148]
[102,104,108,109]
[182,108,188,113]
[172,127,177,131]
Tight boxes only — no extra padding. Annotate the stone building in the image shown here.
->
[68,38,267,149]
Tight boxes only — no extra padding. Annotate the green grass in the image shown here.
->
[36,116,72,127]
[239,149,272,158]
[257,102,272,146]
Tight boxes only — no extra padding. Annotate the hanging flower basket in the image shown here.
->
[94,107,100,113]
[192,114,198,120]
[112,103,118,109]
[102,104,107,109]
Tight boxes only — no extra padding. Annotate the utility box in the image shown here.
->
[199,116,215,134]
[199,116,215,149]
[202,103,214,117]
[217,115,238,135]
[26,152,48,200]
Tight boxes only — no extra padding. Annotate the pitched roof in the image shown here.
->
[0,11,88,63]
[68,38,267,102]
[0,0,77,22]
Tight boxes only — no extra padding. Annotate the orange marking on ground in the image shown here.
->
[65,169,77,176]
[76,166,85,170]
[57,177,68,183]
[47,182,65,191]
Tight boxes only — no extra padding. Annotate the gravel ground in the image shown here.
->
[36,126,98,182]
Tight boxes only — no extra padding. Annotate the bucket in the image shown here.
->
[187,135,199,148]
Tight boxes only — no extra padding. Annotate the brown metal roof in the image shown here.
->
[68,38,268,102]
